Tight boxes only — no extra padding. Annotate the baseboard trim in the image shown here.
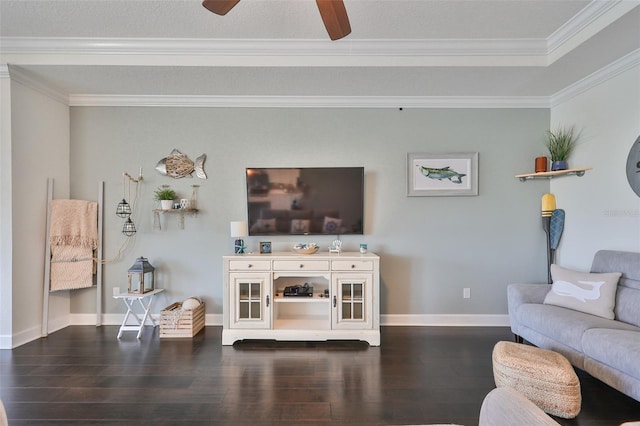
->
[0,334,12,349]
[10,324,42,348]
[45,315,71,335]
[6,313,509,348]
[69,313,225,326]
[69,313,508,327]
[381,314,510,327]
[8,315,70,348]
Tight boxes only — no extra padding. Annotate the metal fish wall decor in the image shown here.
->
[156,149,207,179]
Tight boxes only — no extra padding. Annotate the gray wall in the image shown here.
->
[551,64,640,269]
[10,80,70,343]
[70,107,550,318]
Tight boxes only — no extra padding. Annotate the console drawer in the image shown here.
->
[332,260,374,271]
[228,260,271,271]
[273,260,330,271]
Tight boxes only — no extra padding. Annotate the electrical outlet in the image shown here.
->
[463,288,471,299]
[113,287,120,296]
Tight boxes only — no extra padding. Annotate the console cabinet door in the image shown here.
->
[331,273,373,329]
[229,272,271,329]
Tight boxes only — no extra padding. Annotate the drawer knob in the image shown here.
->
[299,264,304,268]
[351,264,356,269]
[248,264,253,268]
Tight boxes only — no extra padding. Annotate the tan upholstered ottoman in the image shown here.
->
[492,341,581,419]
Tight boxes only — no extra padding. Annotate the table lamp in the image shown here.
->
[230,221,247,254]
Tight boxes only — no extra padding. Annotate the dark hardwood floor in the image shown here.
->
[1,326,639,425]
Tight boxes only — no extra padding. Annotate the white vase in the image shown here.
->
[161,200,174,210]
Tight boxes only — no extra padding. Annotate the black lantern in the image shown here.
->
[127,257,155,294]
[116,198,132,218]
[122,217,136,236]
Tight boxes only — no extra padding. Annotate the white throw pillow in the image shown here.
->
[543,264,622,319]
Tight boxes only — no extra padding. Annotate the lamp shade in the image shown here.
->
[230,221,248,238]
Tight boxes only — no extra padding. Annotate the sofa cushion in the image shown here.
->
[516,304,639,353]
[582,329,640,379]
[591,250,640,327]
[615,286,640,328]
[544,264,621,319]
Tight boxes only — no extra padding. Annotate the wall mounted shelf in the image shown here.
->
[152,208,198,230]
[153,208,199,214]
[515,167,592,182]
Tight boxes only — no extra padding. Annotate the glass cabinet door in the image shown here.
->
[332,274,372,329]
[229,273,271,329]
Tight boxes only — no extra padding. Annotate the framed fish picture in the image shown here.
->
[407,152,478,196]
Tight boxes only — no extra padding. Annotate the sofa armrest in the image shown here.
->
[507,283,551,336]
[508,283,551,306]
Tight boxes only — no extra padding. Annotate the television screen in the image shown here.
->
[246,167,364,236]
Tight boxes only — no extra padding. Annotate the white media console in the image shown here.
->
[222,251,380,345]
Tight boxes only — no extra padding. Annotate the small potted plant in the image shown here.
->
[154,185,177,210]
[544,126,581,171]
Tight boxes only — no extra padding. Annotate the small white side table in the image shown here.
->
[113,288,164,338]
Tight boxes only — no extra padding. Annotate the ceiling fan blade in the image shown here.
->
[202,0,240,16]
[316,0,351,40]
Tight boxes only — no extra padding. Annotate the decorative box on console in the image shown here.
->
[160,301,205,338]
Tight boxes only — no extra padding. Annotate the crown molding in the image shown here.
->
[550,48,640,107]
[546,0,637,64]
[1,37,548,67]
[68,94,550,109]
[0,37,547,56]
[7,65,68,105]
[7,45,637,110]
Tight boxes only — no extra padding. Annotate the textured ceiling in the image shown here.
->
[1,0,639,102]
[1,0,588,39]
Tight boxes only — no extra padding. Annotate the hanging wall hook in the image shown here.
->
[123,167,143,183]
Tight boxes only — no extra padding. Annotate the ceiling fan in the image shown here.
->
[202,0,352,40]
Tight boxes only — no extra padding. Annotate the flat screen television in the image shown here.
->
[246,167,364,236]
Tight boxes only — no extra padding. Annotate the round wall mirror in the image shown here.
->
[626,135,640,198]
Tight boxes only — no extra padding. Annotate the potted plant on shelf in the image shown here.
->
[154,185,177,210]
[544,126,581,171]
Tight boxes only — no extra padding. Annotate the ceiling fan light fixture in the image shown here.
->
[202,0,240,16]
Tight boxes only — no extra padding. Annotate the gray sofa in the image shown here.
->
[508,250,640,402]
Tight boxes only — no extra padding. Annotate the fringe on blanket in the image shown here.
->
[50,199,98,250]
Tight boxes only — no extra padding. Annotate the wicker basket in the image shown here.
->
[160,301,205,338]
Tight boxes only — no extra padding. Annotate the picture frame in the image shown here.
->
[260,241,272,254]
[407,152,478,197]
